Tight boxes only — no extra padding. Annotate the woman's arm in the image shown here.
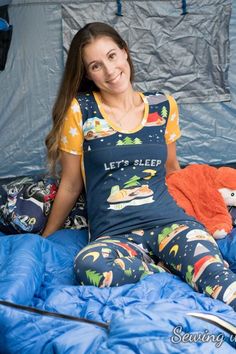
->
[42,152,84,237]
[165,142,181,176]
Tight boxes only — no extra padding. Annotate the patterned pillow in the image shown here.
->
[0,175,87,234]
[64,193,87,230]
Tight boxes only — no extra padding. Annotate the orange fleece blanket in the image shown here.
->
[166,164,236,237]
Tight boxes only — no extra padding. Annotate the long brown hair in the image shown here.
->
[45,22,134,175]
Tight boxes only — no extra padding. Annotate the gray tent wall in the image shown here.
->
[0,0,235,178]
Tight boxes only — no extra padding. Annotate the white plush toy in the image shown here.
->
[216,187,236,238]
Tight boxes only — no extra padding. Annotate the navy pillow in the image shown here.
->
[0,176,87,234]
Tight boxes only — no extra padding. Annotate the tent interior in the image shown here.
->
[0,1,236,353]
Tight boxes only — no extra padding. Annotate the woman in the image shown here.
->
[43,22,236,309]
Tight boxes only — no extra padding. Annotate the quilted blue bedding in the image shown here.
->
[1,228,236,353]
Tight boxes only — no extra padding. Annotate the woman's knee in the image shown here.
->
[74,246,113,286]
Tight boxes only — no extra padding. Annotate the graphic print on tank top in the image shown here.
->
[59,91,191,240]
[71,91,189,240]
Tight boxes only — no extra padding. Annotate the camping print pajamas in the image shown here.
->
[74,221,236,309]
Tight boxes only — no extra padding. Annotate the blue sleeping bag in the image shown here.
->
[1,228,236,353]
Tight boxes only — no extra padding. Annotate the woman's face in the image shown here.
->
[82,36,131,95]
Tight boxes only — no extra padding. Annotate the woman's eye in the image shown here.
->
[91,63,101,71]
[109,52,116,60]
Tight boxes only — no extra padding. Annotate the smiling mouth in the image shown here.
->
[107,73,122,84]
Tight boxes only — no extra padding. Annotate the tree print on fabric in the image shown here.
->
[124,176,141,188]
[86,270,102,286]
[161,106,168,118]
[116,137,143,146]
[185,265,194,286]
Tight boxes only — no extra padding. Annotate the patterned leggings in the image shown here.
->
[74,220,236,310]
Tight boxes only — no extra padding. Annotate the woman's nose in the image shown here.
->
[103,61,114,75]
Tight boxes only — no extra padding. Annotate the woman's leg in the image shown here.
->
[147,220,236,310]
[74,236,165,287]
